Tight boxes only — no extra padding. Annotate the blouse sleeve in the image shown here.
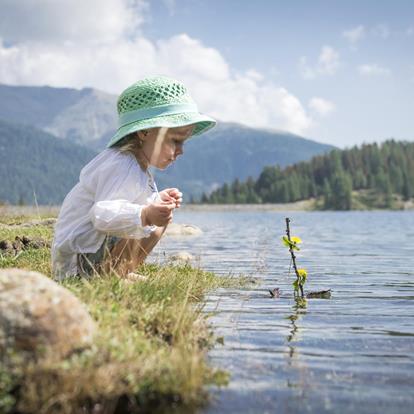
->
[86,152,156,239]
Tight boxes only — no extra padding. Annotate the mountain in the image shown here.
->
[0,84,116,147]
[0,83,335,201]
[154,122,334,197]
[0,119,97,205]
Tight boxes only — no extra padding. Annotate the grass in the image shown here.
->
[0,213,245,414]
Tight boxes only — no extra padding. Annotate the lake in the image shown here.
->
[152,210,414,414]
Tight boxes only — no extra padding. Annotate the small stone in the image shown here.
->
[169,251,194,264]
[22,235,31,246]
[165,223,203,236]
[0,239,13,252]
[27,237,48,249]
[12,236,24,252]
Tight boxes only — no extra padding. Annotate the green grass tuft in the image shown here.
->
[0,211,246,414]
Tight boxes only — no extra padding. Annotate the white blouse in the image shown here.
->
[52,148,158,280]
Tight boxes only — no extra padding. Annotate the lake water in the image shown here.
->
[152,210,414,414]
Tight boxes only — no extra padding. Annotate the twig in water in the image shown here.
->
[285,217,304,298]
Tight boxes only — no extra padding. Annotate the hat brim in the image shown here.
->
[107,112,216,148]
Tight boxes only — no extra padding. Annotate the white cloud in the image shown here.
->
[299,46,340,79]
[0,0,148,45]
[358,64,391,77]
[309,97,335,117]
[0,1,314,135]
[343,25,365,44]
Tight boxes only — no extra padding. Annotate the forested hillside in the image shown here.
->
[0,119,97,205]
[202,140,414,210]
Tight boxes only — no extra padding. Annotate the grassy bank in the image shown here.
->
[0,213,244,414]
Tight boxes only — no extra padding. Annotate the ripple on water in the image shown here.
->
[152,210,414,414]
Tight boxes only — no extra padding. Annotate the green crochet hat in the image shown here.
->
[107,76,216,147]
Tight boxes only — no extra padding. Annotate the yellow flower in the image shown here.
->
[291,236,302,244]
[297,268,307,278]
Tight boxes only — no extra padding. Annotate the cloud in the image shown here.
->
[406,27,414,36]
[343,25,365,45]
[0,1,314,135]
[0,0,148,45]
[308,97,335,117]
[358,64,391,77]
[299,46,340,79]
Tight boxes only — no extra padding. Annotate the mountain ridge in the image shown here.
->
[0,83,336,202]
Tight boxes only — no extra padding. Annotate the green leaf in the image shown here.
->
[282,236,301,250]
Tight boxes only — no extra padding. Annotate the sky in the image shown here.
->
[0,0,413,148]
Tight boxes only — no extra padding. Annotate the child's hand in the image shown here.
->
[141,201,175,227]
[159,188,183,208]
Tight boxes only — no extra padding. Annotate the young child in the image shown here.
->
[52,76,216,281]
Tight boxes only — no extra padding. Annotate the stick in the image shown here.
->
[285,217,304,298]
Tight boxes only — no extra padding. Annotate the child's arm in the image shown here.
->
[90,200,155,239]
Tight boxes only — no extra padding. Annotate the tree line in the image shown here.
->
[200,140,414,209]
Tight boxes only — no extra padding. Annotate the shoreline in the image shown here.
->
[180,200,313,212]
[1,198,413,218]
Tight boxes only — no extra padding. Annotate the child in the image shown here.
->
[52,76,216,281]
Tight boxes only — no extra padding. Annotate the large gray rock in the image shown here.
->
[0,268,96,360]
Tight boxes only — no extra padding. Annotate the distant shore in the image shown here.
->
[181,200,314,212]
[0,202,312,217]
[1,196,413,218]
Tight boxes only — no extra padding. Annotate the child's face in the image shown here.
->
[140,125,194,170]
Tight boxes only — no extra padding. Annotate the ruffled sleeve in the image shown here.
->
[84,150,156,239]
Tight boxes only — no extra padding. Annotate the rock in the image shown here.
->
[0,237,49,256]
[28,237,49,249]
[164,223,203,236]
[21,236,49,249]
[0,268,96,360]
[306,289,332,299]
[12,236,24,253]
[169,251,194,264]
[21,235,31,246]
[0,239,13,253]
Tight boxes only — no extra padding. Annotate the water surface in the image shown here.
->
[153,210,414,414]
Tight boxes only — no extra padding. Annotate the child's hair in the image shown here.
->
[112,131,143,156]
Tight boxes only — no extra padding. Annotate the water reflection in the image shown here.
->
[286,297,307,345]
